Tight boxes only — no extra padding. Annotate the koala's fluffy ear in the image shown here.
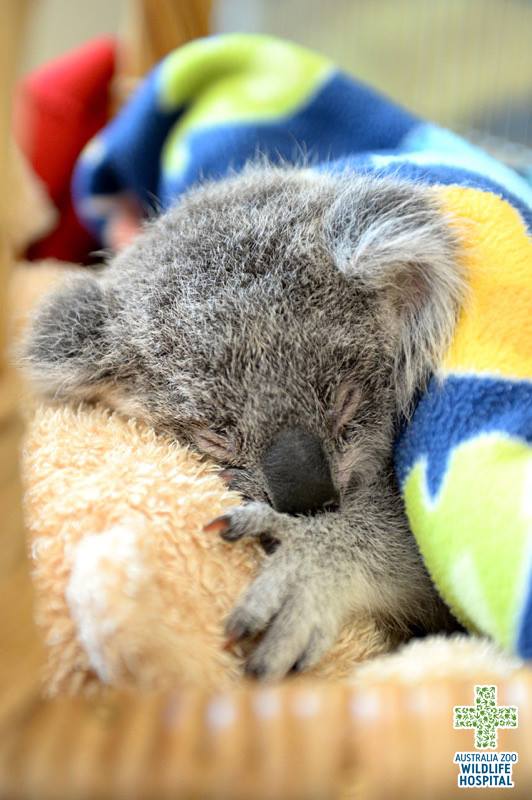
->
[21,275,117,401]
[325,176,466,414]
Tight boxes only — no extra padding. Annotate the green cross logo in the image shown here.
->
[454,685,518,749]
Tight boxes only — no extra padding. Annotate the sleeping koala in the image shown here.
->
[23,166,465,680]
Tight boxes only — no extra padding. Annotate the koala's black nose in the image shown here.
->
[261,428,339,515]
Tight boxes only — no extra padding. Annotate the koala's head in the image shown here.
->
[22,166,464,513]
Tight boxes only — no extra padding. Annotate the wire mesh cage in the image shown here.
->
[215,0,532,179]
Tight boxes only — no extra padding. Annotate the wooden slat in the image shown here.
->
[1,677,531,799]
[0,0,28,574]
[116,0,212,102]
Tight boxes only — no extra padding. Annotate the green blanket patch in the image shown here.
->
[404,435,531,649]
[158,35,333,174]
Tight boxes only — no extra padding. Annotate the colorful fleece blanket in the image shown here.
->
[72,34,532,658]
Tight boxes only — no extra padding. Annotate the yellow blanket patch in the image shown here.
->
[437,185,532,381]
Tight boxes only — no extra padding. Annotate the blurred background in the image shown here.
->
[22,0,532,176]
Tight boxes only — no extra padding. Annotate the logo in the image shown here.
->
[453,685,518,789]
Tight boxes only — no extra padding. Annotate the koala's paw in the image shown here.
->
[204,503,345,680]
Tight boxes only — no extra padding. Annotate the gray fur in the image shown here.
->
[21,165,466,678]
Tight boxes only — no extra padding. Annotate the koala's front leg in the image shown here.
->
[205,486,450,680]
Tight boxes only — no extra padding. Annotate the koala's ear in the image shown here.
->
[325,177,466,413]
[21,274,117,401]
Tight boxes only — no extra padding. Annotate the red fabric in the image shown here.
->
[14,36,116,262]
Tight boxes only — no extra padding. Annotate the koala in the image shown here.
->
[22,165,466,680]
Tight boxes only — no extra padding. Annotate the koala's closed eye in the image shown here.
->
[330,382,362,437]
[192,427,236,463]
[331,381,385,491]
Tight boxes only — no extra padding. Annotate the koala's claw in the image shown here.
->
[232,588,338,681]
[204,503,283,552]
[203,514,233,535]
